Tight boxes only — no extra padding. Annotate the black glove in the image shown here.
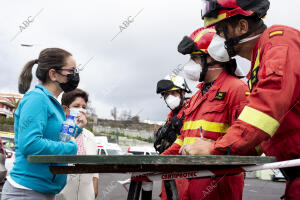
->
[153,114,184,154]
[169,115,183,132]
[154,124,171,154]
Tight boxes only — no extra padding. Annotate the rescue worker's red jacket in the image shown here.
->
[210,25,300,200]
[163,71,251,200]
[211,25,300,160]
[160,107,189,200]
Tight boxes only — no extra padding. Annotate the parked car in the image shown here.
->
[4,146,15,177]
[1,137,14,150]
[97,143,124,155]
[0,139,7,183]
[271,169,285,182]
[94,136,108,145]
[127,146,158,155]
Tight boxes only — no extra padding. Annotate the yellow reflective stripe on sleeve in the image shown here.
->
[174,138,183,146]
[204,13,227,27]
[183,120,229,133]
[238,106,280,137]
[183,137,198,145]
[175,137,200,146]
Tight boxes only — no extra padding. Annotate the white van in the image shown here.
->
[127,146,158,155]
[97,143,124,155]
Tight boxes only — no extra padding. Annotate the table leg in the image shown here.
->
[164,180,179,200]
[141,181,153,200]
[141,189,152,200]
[127,181,142,200]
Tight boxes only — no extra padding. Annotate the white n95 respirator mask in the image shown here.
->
[165,95,181,110]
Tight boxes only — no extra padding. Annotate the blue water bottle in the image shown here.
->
[59,113,76,142]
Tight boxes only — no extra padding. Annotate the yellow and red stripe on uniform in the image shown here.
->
[174,119,230,147]
[238,106,280,137]
[183,120,229,134]
[174,137,199,146]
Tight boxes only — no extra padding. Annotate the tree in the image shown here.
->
[119,109,132,121]
[11,97,20,115]
[131,115,140,123]
[86,101,98,119]
[111,107,118,121]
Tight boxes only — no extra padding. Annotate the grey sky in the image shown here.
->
[1,0,299,122]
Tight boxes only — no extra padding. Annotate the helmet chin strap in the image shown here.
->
[199,54,222,82]
[175,92,184,114]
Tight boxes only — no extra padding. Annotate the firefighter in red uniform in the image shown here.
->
[155,75,191,200]
[163,27,253,200]
[180,0,300,199]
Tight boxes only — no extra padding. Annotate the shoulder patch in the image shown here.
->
[214,92,226,100]
[269,30,284,38]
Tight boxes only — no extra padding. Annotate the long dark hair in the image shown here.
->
[18,48,72,94]
[221,59,243,78]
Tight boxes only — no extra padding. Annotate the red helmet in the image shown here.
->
[202,0,270,28]
[178,27,216,55]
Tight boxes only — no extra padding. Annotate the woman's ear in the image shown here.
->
[62,105,69,115]
[48,69,57,82]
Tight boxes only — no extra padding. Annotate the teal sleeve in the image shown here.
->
[18,93,78,156]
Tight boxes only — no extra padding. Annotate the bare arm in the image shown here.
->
[93,177,99,198]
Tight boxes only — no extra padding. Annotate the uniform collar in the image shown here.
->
[196,70,227,90]
[247,34,262,80]
[206,70,227,102]
[185,71,228,115]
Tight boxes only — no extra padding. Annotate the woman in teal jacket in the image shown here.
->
[2,48,84,200]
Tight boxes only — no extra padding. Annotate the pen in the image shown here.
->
[200,126,203,138]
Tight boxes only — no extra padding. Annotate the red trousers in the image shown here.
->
[161,179,189,200]
[284,178,300,200]
[182,173,244,200]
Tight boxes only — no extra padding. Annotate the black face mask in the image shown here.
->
[58,73,80,93]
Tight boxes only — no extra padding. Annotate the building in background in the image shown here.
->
[0,93,23,118]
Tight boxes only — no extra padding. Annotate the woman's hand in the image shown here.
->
[69,136,76,142]
[75,111,87,129]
